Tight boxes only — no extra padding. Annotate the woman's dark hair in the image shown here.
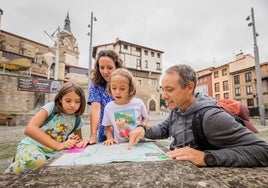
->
[54,82,86,116]
[92,49,123,87]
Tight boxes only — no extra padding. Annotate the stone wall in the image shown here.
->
[0,74,57,125]
[0,74,35,112]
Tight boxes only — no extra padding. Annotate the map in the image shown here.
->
[50,142,170,166]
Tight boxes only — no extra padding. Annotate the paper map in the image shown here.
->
[50,142,170,166]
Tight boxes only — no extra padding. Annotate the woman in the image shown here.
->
[83,50,123,145]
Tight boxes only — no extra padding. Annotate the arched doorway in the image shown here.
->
[149,99,156,111]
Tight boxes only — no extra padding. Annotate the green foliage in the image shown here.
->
[160,94,167,108]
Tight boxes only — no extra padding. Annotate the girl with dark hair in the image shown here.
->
[5,82,86,173]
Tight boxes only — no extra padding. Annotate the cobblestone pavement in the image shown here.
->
[0,114,268,173]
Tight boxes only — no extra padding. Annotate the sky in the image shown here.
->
[1,0,268,72]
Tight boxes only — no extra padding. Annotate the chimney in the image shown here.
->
[114,37,119,44]
[236,50,245,60]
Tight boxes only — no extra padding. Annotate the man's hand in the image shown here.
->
[166,146,207,166]
[127,127,145,150]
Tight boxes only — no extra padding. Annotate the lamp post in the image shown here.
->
[87,11,97,87]
[44,26,60,81]
[54,26,60,81]
[246,7,266,126]
[0,9,3,31]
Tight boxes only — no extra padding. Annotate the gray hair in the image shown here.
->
[165,64,197,91]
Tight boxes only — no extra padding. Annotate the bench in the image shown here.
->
[0,115,14,126]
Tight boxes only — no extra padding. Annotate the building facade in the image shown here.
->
[0,12,88,116]
[196,52,268,116]
[0,11,164,125]
[196,67,213,96]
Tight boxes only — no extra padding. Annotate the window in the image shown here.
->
[123,45,128,50]
[151,52,154,57]
[156,62,161,70]
[234,75,240,84]
[246,86,253,94]
[235,88,241,96]
[136,59,141,68]
[215,82,220,92]
[145,60,148,68]
[136,47,141,52]
[245,72,252,82]
[236,99,242,103]
[149,79,156,86]
[215,94,220,99]
[247,99,254,107]
[144,50,148,55]
[214,71,219,78]
[223,81,229,91]
[137,80,142,86]
[157,53,161,58]
[19,41,25,55]
[222,69,228,76]
[224,93,229,99]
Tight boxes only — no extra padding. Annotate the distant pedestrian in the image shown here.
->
[103,68,148,145]
[5,82,86,173]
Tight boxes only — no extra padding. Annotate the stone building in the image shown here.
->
[92,38,163,114]
[0,12,88,125]
[0,11,164,126]
[0,12,88,84]
[196,52,268,116]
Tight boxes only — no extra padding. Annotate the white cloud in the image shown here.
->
[1,0,268,72]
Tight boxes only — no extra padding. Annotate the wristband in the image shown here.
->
[137,124,146,133]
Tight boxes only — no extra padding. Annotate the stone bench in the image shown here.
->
[1,142,268,187]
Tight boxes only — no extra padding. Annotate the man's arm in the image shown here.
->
[203,109,268,167]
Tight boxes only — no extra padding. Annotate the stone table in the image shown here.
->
[1,142,268,188]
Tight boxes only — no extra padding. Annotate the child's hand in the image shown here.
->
[103,138,118,146]
[75,137,97,148]
[69,135,82,142]
[57,139,78,151]
[75,139,89,148]
[89,136,97,145]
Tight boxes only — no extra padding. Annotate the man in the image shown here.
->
[128,64,268,167]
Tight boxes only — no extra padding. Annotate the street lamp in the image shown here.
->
[44,26,60,81]
[246,7,266,126]
[87,11,97,87]
[0,9,3,31]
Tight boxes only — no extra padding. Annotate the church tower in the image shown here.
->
[49,11,80,80]
[63,11,72,33]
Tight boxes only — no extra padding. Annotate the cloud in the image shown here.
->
[1,0,268,72]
